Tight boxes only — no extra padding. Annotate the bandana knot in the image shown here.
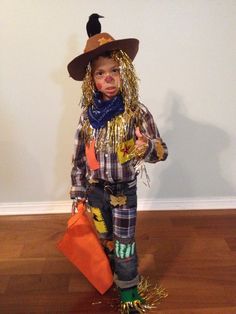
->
[88,92,124,129]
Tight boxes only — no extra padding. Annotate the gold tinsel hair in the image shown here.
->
[81,50,139,110]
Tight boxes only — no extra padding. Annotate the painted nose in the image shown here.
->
[105,75,113,83]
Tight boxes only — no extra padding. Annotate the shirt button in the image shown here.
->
[105,154,108,158]
[105,171,109,175]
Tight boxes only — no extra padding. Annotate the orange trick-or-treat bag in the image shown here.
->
[57,202,113,294]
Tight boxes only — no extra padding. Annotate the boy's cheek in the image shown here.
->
[95,82,103,91]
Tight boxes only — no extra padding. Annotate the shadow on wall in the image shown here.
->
[50,34,83,201]
[150,91,234,198]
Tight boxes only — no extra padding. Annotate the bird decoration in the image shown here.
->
[86,13,104,37]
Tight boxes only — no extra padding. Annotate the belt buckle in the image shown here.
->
[88,178,99,184]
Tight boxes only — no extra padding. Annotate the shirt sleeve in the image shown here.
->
[70,114,87,199]
[139,104,168,163]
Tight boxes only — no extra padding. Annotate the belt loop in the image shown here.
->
[104,184,114,195]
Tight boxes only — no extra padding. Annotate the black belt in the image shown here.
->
[90,178,137,194]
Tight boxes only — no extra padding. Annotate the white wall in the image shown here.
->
[0,0,235,206]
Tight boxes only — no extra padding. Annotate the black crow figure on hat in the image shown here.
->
[86,13,104,37]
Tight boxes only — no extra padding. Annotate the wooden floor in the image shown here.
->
[0,209,236,314]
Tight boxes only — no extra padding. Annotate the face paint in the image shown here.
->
[105,75,113,83]
[92,56,121,100]
[95,82,103,91]
[82,50,138,110]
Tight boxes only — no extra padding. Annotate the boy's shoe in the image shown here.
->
[119,277,168,313]
[119,286,145,314]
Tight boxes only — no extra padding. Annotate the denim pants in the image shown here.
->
[87,179,139,289]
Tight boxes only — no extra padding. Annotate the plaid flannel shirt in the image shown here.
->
[70,103,168,199]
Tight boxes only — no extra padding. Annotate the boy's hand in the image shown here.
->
[135,127,148,157]
[71,198,85,215]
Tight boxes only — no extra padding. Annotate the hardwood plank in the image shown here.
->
[68,273,95,293]
[5,274,70,294]
[0,292,119,314]
[0,258,45,275]
[0,242,24,259]
[0,210,236,313]
[0,275,10,294]
[154,307,236,314]
[225,237,236,251]
[42,257,77,274]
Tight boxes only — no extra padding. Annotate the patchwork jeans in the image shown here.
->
[87,179,139,289]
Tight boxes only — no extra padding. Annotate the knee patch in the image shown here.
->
[90,207,107,233]
[115,239,135,259]
[113,206,136,239]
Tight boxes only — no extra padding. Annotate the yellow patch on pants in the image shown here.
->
[110,195,127,207]
[91,207,107,233]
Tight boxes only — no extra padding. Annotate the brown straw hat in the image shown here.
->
[67,32,139,81]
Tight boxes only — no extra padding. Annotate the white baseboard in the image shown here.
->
[138,197,236,211]
[0,201,71,216]
[0,197,235,216]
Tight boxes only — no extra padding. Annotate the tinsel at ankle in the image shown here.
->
[120,276,168,313]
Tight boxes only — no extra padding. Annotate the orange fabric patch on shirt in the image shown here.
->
[85,139,100,170]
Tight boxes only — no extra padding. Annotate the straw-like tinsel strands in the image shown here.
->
[120,276,168,313]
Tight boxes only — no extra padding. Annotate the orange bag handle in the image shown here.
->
[68,202,86,229]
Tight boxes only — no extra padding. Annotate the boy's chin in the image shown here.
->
[103,91,119,100]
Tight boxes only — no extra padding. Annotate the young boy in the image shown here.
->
[68,28,168,313]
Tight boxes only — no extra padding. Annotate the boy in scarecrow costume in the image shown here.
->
[68,19,168,314]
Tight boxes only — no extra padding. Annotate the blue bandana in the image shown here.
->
[88,92,124,129]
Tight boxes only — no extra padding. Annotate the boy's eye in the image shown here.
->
[95,71,104,77]
[112,68,120,74]
[94,67,120,79]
